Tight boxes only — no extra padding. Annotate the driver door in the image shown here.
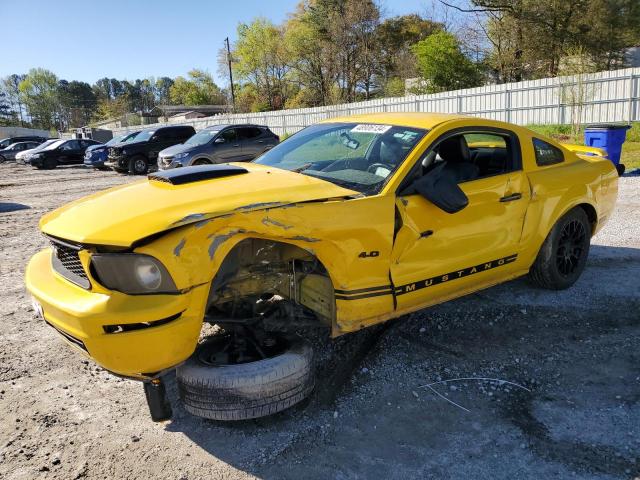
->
[390,129,530,311]
[58,140,82,164]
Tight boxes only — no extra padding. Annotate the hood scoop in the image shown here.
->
[149,164,249,185]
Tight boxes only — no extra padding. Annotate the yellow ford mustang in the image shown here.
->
[26,113,618,421]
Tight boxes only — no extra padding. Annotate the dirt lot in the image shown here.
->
[1,163,638,480]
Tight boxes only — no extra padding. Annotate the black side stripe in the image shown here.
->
[334,285,392,295]
[395,254,518,296]
[334,253,518,301]
[335,290,392,301]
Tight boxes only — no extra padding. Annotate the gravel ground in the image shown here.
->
[0,163,638,480]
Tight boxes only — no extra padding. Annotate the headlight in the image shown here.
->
[91,254,177,294]
[174,152,189,159]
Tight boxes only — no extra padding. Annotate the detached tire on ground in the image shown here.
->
[528,207,591,290]
[177,336,314,421]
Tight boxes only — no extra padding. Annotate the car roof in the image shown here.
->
[204,124,267,130]
[322,112,474,130]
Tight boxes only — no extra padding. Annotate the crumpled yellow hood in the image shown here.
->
[40,163,357,247]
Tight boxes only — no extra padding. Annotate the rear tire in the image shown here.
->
[616,163,625,176]
[177,335,314,421]
[528,207,591,290]
[128,156,148,175]
[0,155,6,163]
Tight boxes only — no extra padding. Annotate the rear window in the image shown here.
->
[533,138,564,166]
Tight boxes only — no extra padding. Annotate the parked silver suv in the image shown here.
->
[158,124,279,170]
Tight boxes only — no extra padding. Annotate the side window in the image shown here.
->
[180,128,195,140]
[405,129,519,190]
[221,129,237,142]
[238,127,262,140]
[154,129,170,141]
[462,132,515,179]
[61,140,80,150]
[533,138,564,166]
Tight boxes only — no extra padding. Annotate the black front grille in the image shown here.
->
[50,238,91,289]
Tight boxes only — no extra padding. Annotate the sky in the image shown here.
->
[1,0,432,86]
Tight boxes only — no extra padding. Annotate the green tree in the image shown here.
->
[233,18,291,110]
[2,74,25,126]
[411,31,482,93]
[471,0,640,79]
[19,68,60,130]
[169,69,225,106]
[58,80,97,128]
[377,15,442,82]
[154,77,174,105]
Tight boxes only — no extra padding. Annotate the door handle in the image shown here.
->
[500,192,522,202]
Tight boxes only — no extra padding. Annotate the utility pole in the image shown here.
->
[225,37,236,113]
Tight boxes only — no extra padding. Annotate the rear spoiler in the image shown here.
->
[562,143,608,158]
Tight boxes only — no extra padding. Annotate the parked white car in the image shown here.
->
[16,139,59,164]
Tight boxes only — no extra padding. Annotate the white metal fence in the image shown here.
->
[112,67,640,137]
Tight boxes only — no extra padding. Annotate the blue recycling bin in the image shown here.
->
[584,124,631,175]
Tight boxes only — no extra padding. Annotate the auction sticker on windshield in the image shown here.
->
[350,124,392,134]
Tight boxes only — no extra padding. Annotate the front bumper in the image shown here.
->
[84,153,107,167]
[105,155,128,170]
[26,249,208,377]
[29,156,44,167]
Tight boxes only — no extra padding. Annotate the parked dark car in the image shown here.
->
[157,124,279,170]
[105,125,196,175]
[16,139,60,164]
[0,135,47,150]
[84,131,141,169]
[0,141,43,162]
[29,138,101,169]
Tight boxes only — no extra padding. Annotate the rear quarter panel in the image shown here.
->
[519,130,618,267]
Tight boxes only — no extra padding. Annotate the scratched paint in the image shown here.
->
[207,230,244,259]
[261,217,293,230]
[173,238,186,257]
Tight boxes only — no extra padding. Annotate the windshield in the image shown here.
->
[254,123,426,194]
[184,129,219,147]
[131,129,155,142]
[43,140,65,151]
[32,139,58,151]
[106,132,138,146]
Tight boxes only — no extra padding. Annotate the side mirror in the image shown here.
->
[214,137,226,144]
[410,164,468,214]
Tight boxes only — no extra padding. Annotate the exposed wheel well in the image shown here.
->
[206,238,335,330]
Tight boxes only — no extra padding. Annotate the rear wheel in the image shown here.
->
[128,156,148,175]
[0,155,6,163]
[177,333,314,421]
[528,207,591,290]
[616,163,625,176]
